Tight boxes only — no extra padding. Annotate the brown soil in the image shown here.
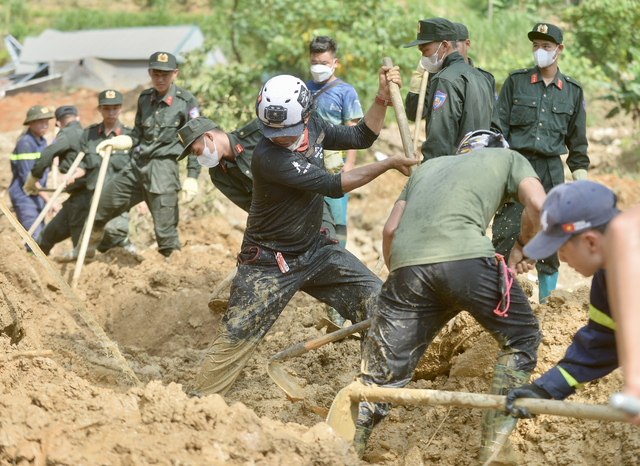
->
[0,90,639,465]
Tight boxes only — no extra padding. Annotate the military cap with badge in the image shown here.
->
[149,51,178,71]
[528,22,563,44]
[23,105,54,125]
[98,89,123,106]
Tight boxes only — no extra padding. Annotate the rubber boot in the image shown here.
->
[353,425,372,458]
[55,244,96,263]
[538,271,558,303]
[478,356,531,465]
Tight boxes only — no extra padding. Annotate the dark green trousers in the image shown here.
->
[38,190,92,255]
[94,162,180,257]
[492,153,564,276]
[98,212,130,252]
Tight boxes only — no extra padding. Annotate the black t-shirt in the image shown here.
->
[243,116,377,255]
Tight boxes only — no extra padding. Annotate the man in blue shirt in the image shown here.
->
[505,181,621,422]
[306,36,364,248]
[9,105,54,241]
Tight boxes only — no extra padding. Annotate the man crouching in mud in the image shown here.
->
[354,131,546,463]
[190,67,418,397]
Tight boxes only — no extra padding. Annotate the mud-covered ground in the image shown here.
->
[0,90,639,465]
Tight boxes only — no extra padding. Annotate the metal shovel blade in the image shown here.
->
[266,360,329,417]
[266,319,371,418]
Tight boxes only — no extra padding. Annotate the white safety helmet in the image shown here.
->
[456,130,509,154]
[255,75,312,138]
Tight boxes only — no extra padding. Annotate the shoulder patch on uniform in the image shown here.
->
[433,90,447,110]
[238,118,263,137]
[582,100,586,112]
[189,107,200,118]
[564,76,583,90]
[175,87,196,101]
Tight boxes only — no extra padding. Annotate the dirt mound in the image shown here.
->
[0,174,639,465]
[0,341,357,466]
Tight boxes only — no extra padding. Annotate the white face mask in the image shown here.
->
[197,135,220,168]
[271,132,305,151]
[286,132,305,151]
[310,63,335,83]
[533,45,559,69]
[421,42,445,73]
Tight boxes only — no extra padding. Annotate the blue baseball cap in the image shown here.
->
[524,181,619,260]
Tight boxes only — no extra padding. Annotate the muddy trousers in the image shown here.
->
[91,162,179,257]
[356,259,541,454]
[191,236,382,397]
[38,190,92,255]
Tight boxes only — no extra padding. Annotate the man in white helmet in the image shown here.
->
[191,66,418,397]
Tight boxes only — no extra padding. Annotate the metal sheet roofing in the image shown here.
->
[19,25,204,64]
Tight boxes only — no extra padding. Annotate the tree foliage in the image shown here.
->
[563,0,640,121]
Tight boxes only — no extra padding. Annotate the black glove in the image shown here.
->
[505,383,552,419]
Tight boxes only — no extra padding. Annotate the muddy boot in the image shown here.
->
[54,245,96,263]
[479,356,531,465]
[353,425,372,458]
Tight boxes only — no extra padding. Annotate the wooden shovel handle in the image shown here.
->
[271,319,372,361]
[382,57,417,169]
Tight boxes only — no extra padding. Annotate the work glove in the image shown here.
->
[96,135,133,155]
[572,169,588,181]
[179,177,198,203]
[22,172,39,196]
[409,60,427,94]
[505,383,553,419]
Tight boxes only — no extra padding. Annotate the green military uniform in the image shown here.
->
[403,18,493,161]
[31,107,88,255]
[492,25,589,279]
[93,52,201,257]
[469,58,497,100]
[81,118,134,252]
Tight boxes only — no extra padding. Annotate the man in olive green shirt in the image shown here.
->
[23,106,88,255]
[404,17,493,161]
[85,52,202,259]
[492,23,589,302]
[354,131,545,463]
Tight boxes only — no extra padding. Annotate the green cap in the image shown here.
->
[98,89,123,106]
[528,23,563,45]
[404,18,457,48]
[177,116,218,161]
[149,51,177,71]
[453,22,469,41]
[23,105,54,125]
